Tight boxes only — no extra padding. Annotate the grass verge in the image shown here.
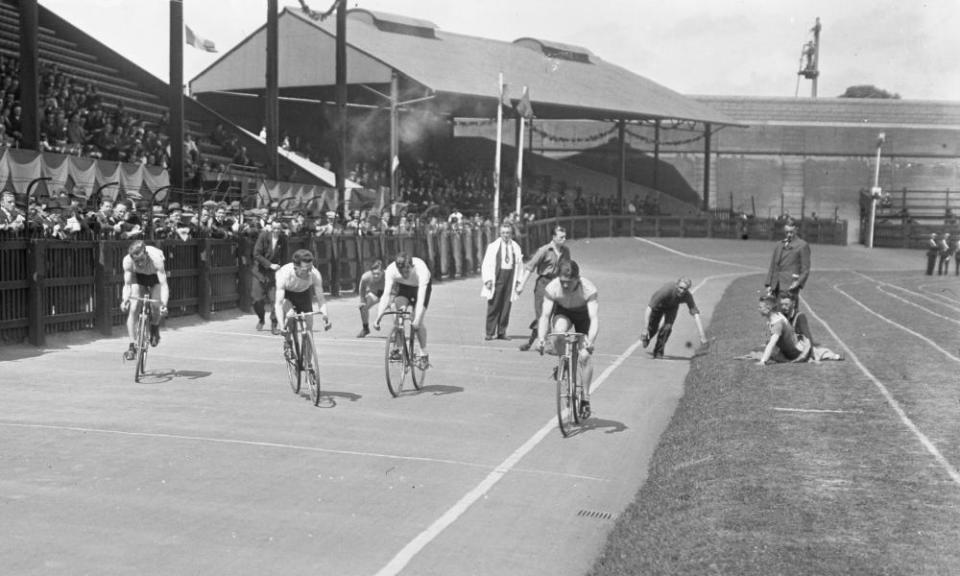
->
[589,274,960,576]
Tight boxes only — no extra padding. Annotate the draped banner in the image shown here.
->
[256,180,339,214]
[0,148,169,200]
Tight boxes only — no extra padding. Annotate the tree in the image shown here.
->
[839,85,901,99]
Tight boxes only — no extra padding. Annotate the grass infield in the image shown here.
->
[589,273,960,576]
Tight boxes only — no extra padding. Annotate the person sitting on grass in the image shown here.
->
[778,295,843,362]
[754,294,811,366]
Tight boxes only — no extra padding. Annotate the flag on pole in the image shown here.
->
[516,86,534,119]
[185,25,217,53]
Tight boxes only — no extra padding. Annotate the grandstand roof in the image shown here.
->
[189,7,739,127]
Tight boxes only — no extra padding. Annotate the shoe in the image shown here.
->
[389,349,402,361]
[641,333,650,348]
[357,327,370,338]
[256,320,264,331]
[282,339,293,359]
[497,334,509,340]
[417,354,430,370]
[271,320,280,336]
[653,351,663,359]
[485,335,494,341]
[580,401,591,420]
[123,343,136,361]
[519,342,531,351]
[149,326,160,347]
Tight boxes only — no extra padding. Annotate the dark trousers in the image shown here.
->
[527,275,552,335]
[485,268,514,337]
[926,252,937,275]
[938,254,951,275]
[647,306,679,356]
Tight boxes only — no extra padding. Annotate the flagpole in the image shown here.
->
[493,72,504,226]
[515,86,527,219]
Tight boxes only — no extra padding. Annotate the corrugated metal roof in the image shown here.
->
[191,8,738,127]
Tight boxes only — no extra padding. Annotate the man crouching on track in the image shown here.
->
[373,251,433,366]
[273,249,331,340]
[121,240,169,360]
[535,260,599,418]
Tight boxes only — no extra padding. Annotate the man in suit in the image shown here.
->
[925,232,939,275]
[480,223,523,340]
[252,217,286,333]
[764,220,811,301]
[0,191,26,234]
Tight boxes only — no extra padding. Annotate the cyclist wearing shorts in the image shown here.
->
[273,249,331,340]
[373,252,432,364]
[535,259,599,418]
[121,240,169,360]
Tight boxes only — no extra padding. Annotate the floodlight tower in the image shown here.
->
[797,17,821,98]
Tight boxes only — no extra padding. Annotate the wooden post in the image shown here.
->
[94,241,112,336]
[198,238,211,320]
[27,240,45,346]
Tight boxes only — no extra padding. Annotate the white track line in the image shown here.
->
[374,249,741,576]
[875,285,960,326]
[634,237,764,270]
[802,299,960,486]
[857,272,960,315]
[832,279,960,363]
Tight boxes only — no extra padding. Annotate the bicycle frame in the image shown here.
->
[129,296,160,383]
[382,307,425,397]
[545,332,586,437]
[284,310,326,406]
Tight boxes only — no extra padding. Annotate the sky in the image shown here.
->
[38,0,960,101]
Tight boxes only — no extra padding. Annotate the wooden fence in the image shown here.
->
[0,215,847,346]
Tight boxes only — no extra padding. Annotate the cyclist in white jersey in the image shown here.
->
[273,249,331,337]
[373,252,433,364]
[120,240,169,360]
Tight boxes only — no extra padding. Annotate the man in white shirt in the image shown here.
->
[480,223,523,340]
[374,252,433,363]
[274,249,331,338]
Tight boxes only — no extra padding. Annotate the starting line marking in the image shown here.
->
[772,407,857,414]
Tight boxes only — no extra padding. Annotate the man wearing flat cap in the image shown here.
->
[764,220,811,301]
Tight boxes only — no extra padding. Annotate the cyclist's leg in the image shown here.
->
[549,314,573,357]
[148,283,163,345]
[126,284,143,342]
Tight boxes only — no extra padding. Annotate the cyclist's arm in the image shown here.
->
[412,260,431,326]
[375,273,395,325]
[273,267,289,317]
[120,259,135,303]
[585,298,599,350]
[310,270,329,320]
[537,296,556,347]
[155,261,170,309]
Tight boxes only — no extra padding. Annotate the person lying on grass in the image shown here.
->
[778,295,844,362]
[755,294,811,366]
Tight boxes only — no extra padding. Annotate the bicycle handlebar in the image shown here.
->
[380,307,412,317]
[128,296,162,303]
[538,332,589,356]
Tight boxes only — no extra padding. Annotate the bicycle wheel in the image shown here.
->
[134,312,149,383]
[571,348,583,425]
[302,332,322,406]
[385,328,408,397]
[284,332,301,394]
[410,329,427,390]
[556,357,575,437]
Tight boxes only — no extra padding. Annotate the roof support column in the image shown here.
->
[702,123,712,211]
[617,120,626,210]
[265,0,279,180]
[335,0,347,212]
[168,0,184,192]
[18,0,39,152]
[390,71,399,203]
[653,120,661,191]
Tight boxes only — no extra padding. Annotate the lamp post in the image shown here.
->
[867,132,885,248]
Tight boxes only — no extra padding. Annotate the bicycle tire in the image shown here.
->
[134,311,149,383]
[284,332,301,394]
[571,347,582,425]
[302,332,322,406]
[410,329,426,390]
[385,328,408,397]
[556,356,574,437]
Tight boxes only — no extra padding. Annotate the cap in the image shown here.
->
[167,202,182,212]
[202,200,218,208]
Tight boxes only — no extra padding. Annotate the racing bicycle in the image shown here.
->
[541,332,589,437]
[382,307,428,397]
[282,310,329,406]
[128,296,161,383]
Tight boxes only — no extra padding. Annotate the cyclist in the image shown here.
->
[373,251,432,365]
[120,240,169,360]
[535,259,599,418]
[273,249,331,346]
[356,259,385,338]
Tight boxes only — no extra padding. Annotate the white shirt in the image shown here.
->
[273,262,325,312]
